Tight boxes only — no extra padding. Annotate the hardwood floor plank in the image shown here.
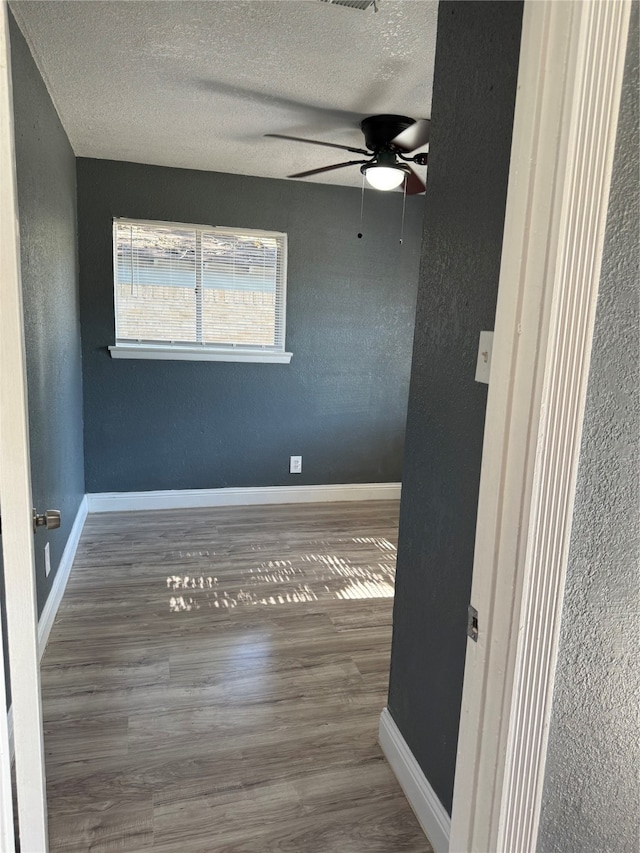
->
[47,794,153,853]
[41,500,431,852]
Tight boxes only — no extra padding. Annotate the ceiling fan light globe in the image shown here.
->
[364,165,406,191]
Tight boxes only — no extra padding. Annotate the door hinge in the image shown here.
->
[467,604,478,642]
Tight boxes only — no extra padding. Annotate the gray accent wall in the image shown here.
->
[538,6,639,852]
[7,12,84,617]
[1,11,85,706]
[387,1,523,814]
[77,159,423,493]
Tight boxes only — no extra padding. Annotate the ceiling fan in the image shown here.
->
[266,114,430,194]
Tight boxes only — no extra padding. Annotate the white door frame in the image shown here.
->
[0,1,49,850]
[450,1,631,851]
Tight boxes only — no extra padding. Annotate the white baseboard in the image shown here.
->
[87,482,402,513]
[37,495,88,657]
[379,707,451,853]
[8,495,87,762]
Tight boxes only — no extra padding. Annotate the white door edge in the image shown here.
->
[0,8,14,815]
[0,2,49,849]
[450,2,632,852]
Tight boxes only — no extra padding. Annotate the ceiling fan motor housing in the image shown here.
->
[360,114,415,151]
[360,149,409,175]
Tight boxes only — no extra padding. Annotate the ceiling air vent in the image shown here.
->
[319,0,378,11]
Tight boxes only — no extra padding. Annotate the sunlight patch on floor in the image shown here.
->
[166,536,397,611]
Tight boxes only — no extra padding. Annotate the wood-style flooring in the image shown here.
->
[40,500,432,852]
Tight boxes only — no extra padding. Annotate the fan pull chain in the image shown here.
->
[399,178,407,245]
[358,173,366,239]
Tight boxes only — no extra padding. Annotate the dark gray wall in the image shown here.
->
[0,12,85,706]
[538,6,639,852]
[387,1,523,814]
[77,159,423,493]
[7,12,84,617]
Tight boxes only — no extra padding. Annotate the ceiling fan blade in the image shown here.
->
[288,160,370,179]
[404,165,426,195]
[266,133,370,156]
[391,118,431,152]
[198,80,369,129]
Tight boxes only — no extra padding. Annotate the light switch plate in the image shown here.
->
[475,331,494,384]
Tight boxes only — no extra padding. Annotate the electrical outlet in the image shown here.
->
[44,542,51,577]
[290,455,302,474]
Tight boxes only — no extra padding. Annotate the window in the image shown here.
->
[109,218,291,363]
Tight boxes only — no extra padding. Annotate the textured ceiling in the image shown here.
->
[10,0,438,188]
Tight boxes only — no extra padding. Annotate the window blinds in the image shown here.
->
[113,219,287,351]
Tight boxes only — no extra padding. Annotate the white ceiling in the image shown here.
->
[10,0,438,189]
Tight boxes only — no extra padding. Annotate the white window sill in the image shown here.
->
[108,344,292,364]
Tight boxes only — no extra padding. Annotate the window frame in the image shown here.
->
[108,217,292,364]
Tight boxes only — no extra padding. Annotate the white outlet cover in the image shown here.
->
[475,331,494,384]
[44,542,51,577]
[290,455,302,474]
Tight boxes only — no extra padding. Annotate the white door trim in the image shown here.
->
[450,2,631,852]
[0,20,13,819]
[0,2,49,849]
